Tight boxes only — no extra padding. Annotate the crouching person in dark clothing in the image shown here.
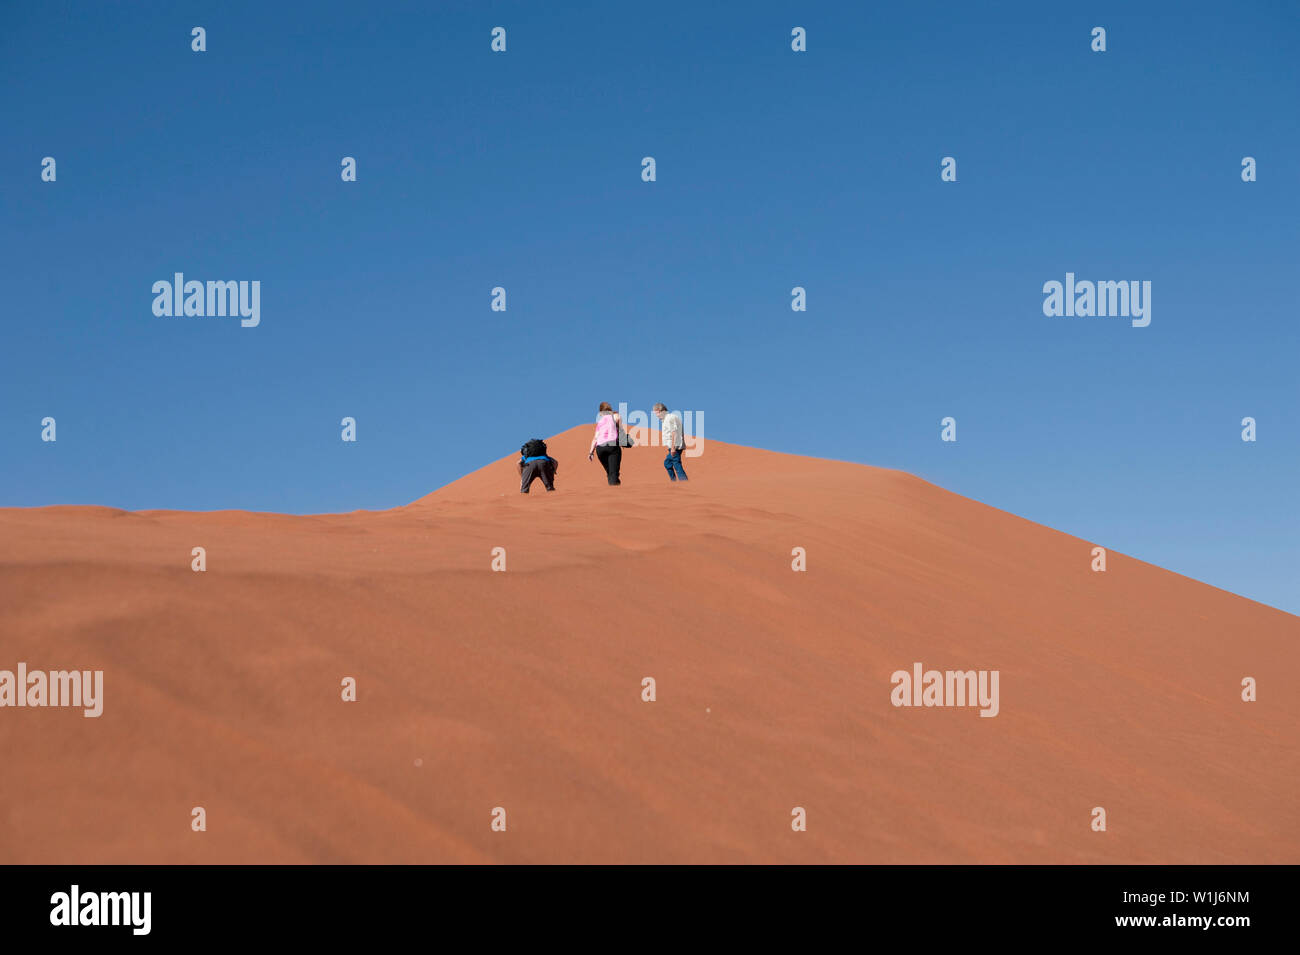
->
[518,438,558,493]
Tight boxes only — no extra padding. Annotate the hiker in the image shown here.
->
[654,403,688,482]
[588,401,623,485]
[518,438,558,493]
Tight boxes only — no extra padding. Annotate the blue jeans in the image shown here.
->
[664,446,688,481]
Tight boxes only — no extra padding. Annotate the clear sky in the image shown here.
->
[2,1,1297,613]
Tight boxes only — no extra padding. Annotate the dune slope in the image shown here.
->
[0,424,1296,863]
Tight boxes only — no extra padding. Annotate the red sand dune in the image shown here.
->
[0,424,1296,863]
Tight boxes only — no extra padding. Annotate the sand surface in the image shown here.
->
[1,424,1295,863]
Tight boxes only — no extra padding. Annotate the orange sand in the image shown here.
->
[0,425,1295,863]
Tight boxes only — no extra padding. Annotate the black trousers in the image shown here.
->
[520,458,556,493]
[595,443,622,485]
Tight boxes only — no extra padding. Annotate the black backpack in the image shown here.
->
[520,438,547,458]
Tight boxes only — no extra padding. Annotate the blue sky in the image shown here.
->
[2,1,1297,612]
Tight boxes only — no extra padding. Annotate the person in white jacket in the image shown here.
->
[654,403,688,482]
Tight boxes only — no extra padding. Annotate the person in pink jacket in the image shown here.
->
[587,401,623,485]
